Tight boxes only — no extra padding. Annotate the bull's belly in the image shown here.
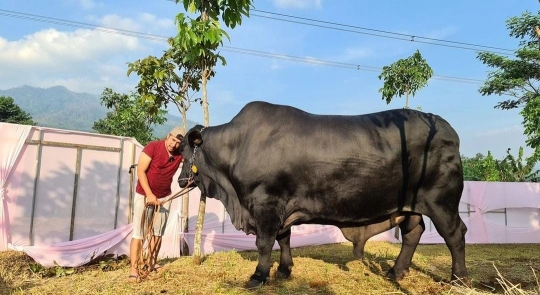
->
[282,190,422,228]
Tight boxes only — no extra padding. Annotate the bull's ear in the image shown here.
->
[188,129,203,147]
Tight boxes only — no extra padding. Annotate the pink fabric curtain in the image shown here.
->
[0,123,31,251]
[465,181,540,243]
[12,224,133,267]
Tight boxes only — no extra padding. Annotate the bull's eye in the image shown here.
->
[191,165,198,174]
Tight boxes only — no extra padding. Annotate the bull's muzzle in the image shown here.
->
[178,176,194,188]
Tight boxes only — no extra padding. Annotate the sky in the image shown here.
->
[0,0,538,158]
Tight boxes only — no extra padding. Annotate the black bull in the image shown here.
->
[178,101,467,286]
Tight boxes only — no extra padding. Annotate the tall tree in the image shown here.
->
[92,88,166,145]
[477,10,540,156]
[0,96,37,125]
[173,0,252,264]
[378,50,433,109]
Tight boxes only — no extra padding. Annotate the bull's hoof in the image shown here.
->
[352,249,365,260]
[246,278,266,289]
[275,265,292,280]
[450,275,471,287]
[386,268,409,281]
[353,253,364,260]
[247,272,268,289]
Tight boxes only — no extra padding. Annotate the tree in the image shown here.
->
[497,147,540,182]
[378,50,433,109]
[462,152,501,181]
[128,41,202,136]
[477,10,540,156]
[0,96,37,125]
[461,148,539,182]
[92,88,166,145]
[172,0,252,264]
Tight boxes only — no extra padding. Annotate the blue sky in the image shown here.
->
[0,0,537,158]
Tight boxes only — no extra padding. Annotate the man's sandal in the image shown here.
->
[128,274,140,283]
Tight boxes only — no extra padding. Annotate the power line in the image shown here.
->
[0,9,485,85]
[160,0,513,55]
[164,0,514,55]
[251,9,515,55]
[251,13,512,56]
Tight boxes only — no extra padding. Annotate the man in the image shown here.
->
[129,126,185,281]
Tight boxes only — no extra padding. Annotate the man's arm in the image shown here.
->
[137,152,158,206]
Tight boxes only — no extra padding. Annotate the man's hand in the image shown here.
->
[146,193,158,206]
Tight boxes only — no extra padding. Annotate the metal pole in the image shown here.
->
[69,148,82,241]
[113,138,124,229]
[29,130,43,246]
[128,142,137,224]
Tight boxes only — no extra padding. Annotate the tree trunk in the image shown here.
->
[193,70,209,264]
[181,193,190,255]
[405,89,410,109]
[180,105,189,255]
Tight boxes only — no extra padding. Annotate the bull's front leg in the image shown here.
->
[276,228,293,279]
[248,231,277,288]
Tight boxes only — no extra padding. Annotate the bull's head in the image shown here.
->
[178,125,204,188]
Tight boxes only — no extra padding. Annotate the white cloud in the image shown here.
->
[139,13,174,30]
[273,0,323,9]
[475,125,522,137]
[84,13,174,37]
[424,26,458,41]
[0,10,178,95]
[70,0,101,10]
[97,14,142,32]
[0,27,149,93]
[79,0,95,9]
[336,47,372,62]
[0,28,140,66]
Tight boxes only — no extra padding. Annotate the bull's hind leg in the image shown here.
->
[429,210,468,281]
[387,214,424,280]
[276,229,294,279]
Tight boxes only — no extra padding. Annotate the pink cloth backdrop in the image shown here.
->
[0,123,31,251]
[1,123,539,267]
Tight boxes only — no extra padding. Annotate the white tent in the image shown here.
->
[1,122,539,267]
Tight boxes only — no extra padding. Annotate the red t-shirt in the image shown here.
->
[135,140,183,198]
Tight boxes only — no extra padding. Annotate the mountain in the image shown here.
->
[0,85,198,138]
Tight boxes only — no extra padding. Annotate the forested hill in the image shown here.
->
[0,85,196,138]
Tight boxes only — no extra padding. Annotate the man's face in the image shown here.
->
[166,134,182,152]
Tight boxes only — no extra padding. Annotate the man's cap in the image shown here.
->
[170,126,186,139]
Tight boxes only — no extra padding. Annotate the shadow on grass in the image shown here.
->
[0,277,11,295]
[219,273,338,294]
[236,242,457,294]
[0,251,40,294]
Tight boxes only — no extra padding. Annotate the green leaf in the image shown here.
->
[188,2,197,13]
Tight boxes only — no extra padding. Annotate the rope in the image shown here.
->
[134,182,195,280]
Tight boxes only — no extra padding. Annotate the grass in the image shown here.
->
[1,242,539,294]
